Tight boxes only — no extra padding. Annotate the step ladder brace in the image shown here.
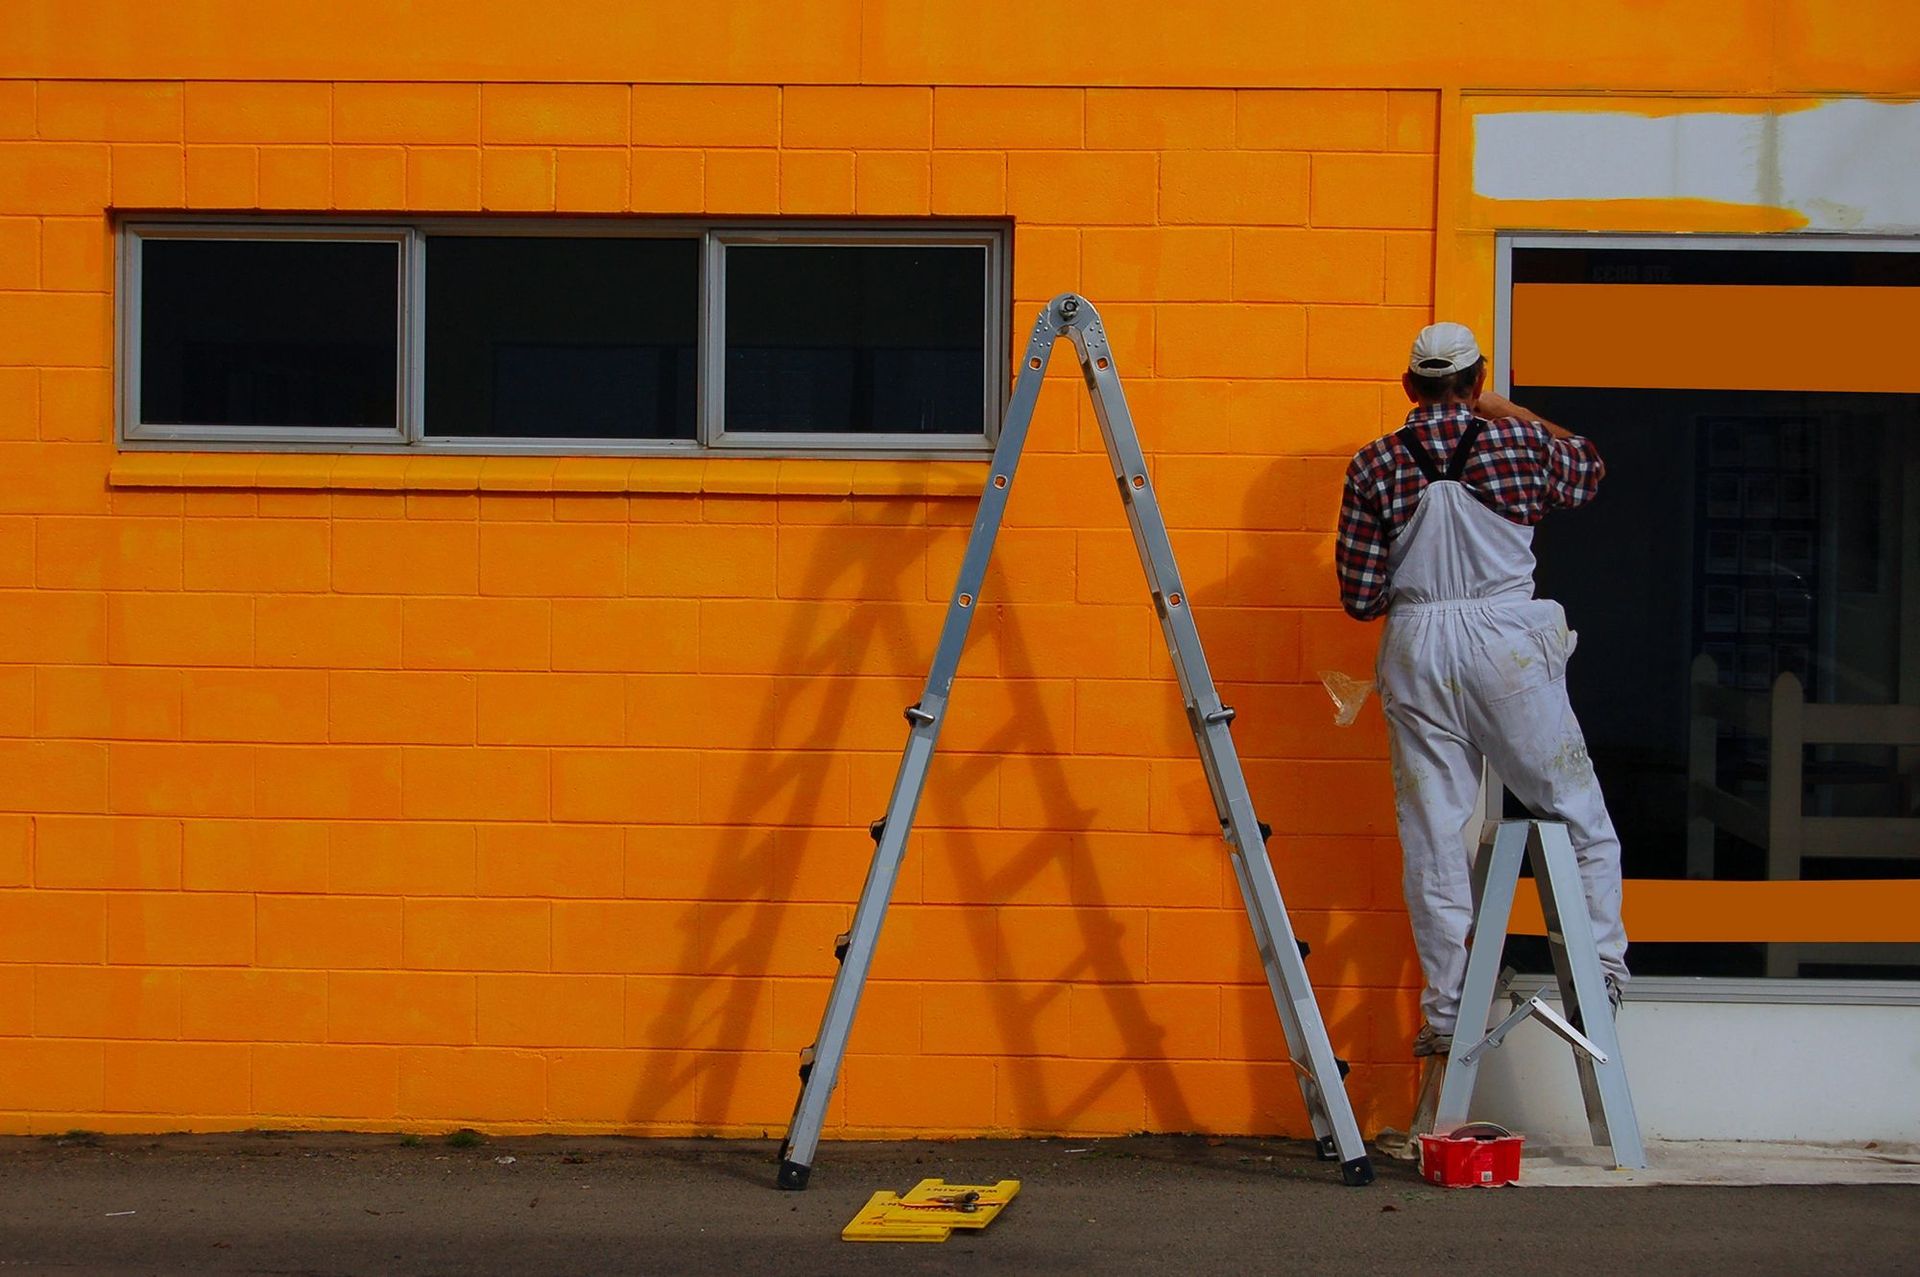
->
[774,294,1374,1191]
[1421,819,1646,1170]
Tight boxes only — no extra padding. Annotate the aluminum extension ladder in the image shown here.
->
[774,293,1375,1191]
[1422,819,1646,1169]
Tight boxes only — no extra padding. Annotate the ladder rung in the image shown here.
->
[833,931,850,963]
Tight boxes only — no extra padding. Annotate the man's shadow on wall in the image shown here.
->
[1221,454,1421,1126]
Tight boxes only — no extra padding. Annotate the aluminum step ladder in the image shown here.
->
[774,293,1375,1191]
[1421,819,1646,1169]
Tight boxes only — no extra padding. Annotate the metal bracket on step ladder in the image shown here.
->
[772,294,1375,1192]
[1430,819,1646,1170]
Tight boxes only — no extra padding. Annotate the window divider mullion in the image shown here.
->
[700,230,726,450]
[405,226,427,444]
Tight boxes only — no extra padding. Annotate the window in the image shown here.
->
[714,237,991,445]
[130,228,407,442]
[1496,234,1920,981]
[425,235,700,443]
[119,220,1008,455]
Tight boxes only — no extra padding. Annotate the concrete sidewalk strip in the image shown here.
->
[1522,1139,1920,1187]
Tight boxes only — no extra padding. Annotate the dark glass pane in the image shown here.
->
[724,245,986,434]
[425,236,698,440]
[140,238,399,428]
[1509,385,1919,979]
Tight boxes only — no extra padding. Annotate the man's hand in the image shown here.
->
[1474,389,1523,420]
[1475,389,1573,440]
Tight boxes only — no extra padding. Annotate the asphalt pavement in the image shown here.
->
[2,1131,1914,1275]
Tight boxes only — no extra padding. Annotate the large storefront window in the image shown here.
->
[1501,238,1920,979]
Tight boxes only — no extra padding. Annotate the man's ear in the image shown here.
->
[1473,363,1490,397]
[1402,372,1420,404]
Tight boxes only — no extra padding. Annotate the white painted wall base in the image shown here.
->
[1466,978,1920,1144]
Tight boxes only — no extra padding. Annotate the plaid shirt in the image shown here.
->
[1336,403,1606,620]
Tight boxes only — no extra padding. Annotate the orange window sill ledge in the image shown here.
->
[107,454,987,499]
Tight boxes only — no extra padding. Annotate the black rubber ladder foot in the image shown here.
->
[1341,1156,1376,1187]
[777,1160,812,1191]
[1315,1134,1338,1161]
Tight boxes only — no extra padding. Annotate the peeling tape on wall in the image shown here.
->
[1473,100,1920,233]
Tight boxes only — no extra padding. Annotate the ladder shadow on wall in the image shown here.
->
[618,490,1219,1137]
[614,505,930,1142]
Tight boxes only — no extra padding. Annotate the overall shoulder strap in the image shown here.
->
[1444,419,1488,481]
[1395,426,1444,482]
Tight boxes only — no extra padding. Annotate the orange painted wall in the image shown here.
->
[0,74,1428,1138]
[0,2,1909,1139]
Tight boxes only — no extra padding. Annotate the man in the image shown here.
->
[1335,321,1627,1057]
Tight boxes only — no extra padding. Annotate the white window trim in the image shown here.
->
[115,216,1011,459]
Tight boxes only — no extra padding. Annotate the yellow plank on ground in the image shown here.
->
[842,1190,951,1243]
[841,1179,1022,1243]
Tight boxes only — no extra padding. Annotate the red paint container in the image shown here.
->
[1418,1122,1524,1188]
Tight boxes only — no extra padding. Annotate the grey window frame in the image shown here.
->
[117,220,416,447]
[115,216,1009,459]
[705,225,1008,453]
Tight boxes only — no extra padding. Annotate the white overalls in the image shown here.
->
[1374,423,1628,1036]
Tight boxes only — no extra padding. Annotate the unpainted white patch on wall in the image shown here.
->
[1473,99,1920,233]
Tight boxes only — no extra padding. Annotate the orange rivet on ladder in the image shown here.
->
[958,593,973,608]
[1131,475,1145,489]
[1096,357,1109,370]
[993,475,1008,489]
[1168,593,1183,607]
[1028,356,1042,369]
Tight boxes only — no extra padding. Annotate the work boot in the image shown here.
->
[1411,1023,1453,1058]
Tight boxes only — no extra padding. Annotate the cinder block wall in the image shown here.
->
[0,74,1432,1136]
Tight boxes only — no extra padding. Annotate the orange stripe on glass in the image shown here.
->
[1510,879,1920,945]
[1511,283,1920,394]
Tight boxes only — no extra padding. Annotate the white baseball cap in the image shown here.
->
[1408,322,1483,375]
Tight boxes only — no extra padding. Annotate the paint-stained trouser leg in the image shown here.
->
[1466,607,1628,987]
[1380,684,1485,1038]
